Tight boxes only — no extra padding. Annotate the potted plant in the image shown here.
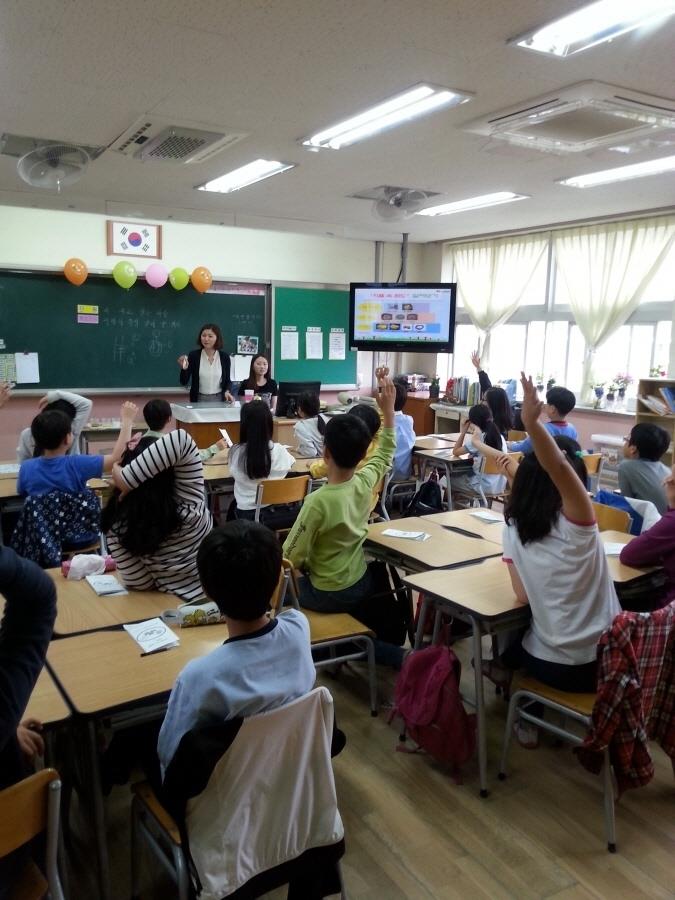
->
[614,373,633,402]
[429,375,440,399]
[649,365,667,378]
[535,373,545,393]
[546,375,556,392]
[606,382,618,403]
[591,381,605,408]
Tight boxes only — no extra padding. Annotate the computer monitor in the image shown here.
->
[276,381,321,418]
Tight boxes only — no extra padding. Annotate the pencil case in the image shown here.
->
[161,600,224,627]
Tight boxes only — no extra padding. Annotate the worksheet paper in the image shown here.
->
[329,329,346,360]
[124,618,180,655]
[231,354,251,381]
[603,543,626,557]
[381,528,430,541]
[280,330,299,360]
[14,352,40,383]
[306,330,323,360]
[470,511,503,523]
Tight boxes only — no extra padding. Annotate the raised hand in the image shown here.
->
[519,372,544,430]
[120,401,138,422]
[177,355,188,369]
[375,365,389,381]
[471,350,481,370]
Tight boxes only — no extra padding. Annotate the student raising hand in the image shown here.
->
[376,374,395,428]
[471,350,482,370]
[519,372,544,430]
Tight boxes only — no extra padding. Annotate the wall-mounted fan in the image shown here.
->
[17,143,90,191]
[373,188,429,221]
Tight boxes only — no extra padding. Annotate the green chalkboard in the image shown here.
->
[272,286,357,387]
[0,272,267,390]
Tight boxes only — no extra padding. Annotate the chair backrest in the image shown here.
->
[507,430,527,442]
[168,688,343,899]
[483,452,522,476]
[255,474,310,511]
[583,454,604,476]
[592,501,631,533]
[269,563,291,614]
[280,558,300,610]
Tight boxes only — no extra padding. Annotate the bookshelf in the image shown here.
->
[636,377,675,465]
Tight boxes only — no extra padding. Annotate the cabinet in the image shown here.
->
[635,377,675,465]
[403,393,436,434]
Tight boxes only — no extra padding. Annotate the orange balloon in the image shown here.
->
[64,257,88,286]
[191,266,213,294]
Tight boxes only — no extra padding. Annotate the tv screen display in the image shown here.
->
[349,283,456,353]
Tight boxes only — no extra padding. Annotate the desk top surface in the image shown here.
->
[46,569,177,636]
[366,517,502,569]
[26,668,71,726]
[47,624,230,715]
[425,509,505,544]
[203,455,319,481]
[414,436,458,451]
[403,556,525,621]
[0,476,109,501]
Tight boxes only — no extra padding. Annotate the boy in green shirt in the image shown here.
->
[283,370,395,615]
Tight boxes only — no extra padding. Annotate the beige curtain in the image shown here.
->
[449,234,548,365]
[554,216,675,400]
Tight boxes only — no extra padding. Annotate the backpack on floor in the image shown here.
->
[391,644,476,782]
[403,470,443,518]
[355,561,410,646]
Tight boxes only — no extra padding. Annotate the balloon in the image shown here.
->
[145,262,168,289]
[169,267,189,291]
[112,260,137,290]
[64,258,88,286]
[191,266,212,294]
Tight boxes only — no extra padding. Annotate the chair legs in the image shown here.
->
[131,794,191,900]
[602,748,617,853]
[498,690,521,780]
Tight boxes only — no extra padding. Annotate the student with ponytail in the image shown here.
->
[450,404,507,501]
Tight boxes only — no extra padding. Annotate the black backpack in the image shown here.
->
[355,561,411,646]
[403,471,443,518]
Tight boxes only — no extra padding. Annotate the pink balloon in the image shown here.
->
[145,262,169,289]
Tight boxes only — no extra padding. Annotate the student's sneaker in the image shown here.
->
[480,658,513,691]
[513,718,539,750]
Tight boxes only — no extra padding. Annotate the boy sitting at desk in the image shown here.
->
[135,398,228,462]
[618,423,671,514]
[13,402,136,564]
[283,370,403,665]
[391,380,416,481]
[17,389,93,462]
[157,521,316,776]
[507,385,577,453]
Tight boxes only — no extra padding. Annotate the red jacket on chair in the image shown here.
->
[576,603,675,794]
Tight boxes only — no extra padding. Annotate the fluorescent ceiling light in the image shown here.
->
[417,192,529,217]
[302,84,472,150]
[197,159,296,193]
[559,154,675,187]
[511,0,675,57]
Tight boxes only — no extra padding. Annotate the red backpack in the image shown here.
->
[391,645,476,782]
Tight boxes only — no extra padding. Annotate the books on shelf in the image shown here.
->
[658,386,675,414]
[638,394,669,416]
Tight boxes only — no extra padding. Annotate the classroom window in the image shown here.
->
[542,321,569,386]
[488,324,527,381]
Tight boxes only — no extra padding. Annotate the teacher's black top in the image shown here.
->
[237,377,279,398]
[180,349,232,403]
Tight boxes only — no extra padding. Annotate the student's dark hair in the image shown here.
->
[628,423,670,461]
[31,409,72,452]
[298,391,320,419]
[100,437,180,555]
[196,323,224,350]
[197,521,281,620]
[324,415,371,469]
[394,382,408,412]
[505,440,588,544]
[546,385,576,418]
[45,398,77,421]
[347,403,380,438]
[468,404,502,452]
[246,354,270,383]
[231,400,273,479]
[553,436,589,489]
[483,387,513,436]
[143,398,172,432]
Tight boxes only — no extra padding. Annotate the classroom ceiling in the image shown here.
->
[1,0,674,244]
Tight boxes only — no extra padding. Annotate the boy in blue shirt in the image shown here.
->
[508,386,577,453]
[392,381,416,481]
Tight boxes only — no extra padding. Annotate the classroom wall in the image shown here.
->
[0,206,425,284]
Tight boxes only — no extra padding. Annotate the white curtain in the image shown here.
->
[554,217,675,400]
[449,234,548,365]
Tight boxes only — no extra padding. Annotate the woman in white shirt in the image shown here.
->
[178,323,233,403]
[229,400,295,520]
[485,374,620,747]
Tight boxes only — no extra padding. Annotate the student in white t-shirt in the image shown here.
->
[228,399,294,520]
[450,404,507,502]
[485,373,621,748]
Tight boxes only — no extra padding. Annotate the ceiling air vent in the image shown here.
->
[462,81,675,154]
[108,116,248,164]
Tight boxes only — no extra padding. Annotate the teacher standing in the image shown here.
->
[178,323,233,403]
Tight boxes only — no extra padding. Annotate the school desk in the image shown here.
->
[46,622,230,897]
[404,557,530,798]
[365,517,502,573]
[45,568,179,636]
[25,668,71,727]
[413,435,457,451]
[425,509,506,544]
[413,447,473,511]
[170,402,298,448]
[80,420,146,454]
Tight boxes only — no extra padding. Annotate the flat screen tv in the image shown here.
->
[349,283,456,353]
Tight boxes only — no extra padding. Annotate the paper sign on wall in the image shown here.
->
[15,352,40,383]
[329,328,346,360]
[0,354,17,383]
[306,327,323,360]
[280,326,299,360]
[77,304,99,325]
